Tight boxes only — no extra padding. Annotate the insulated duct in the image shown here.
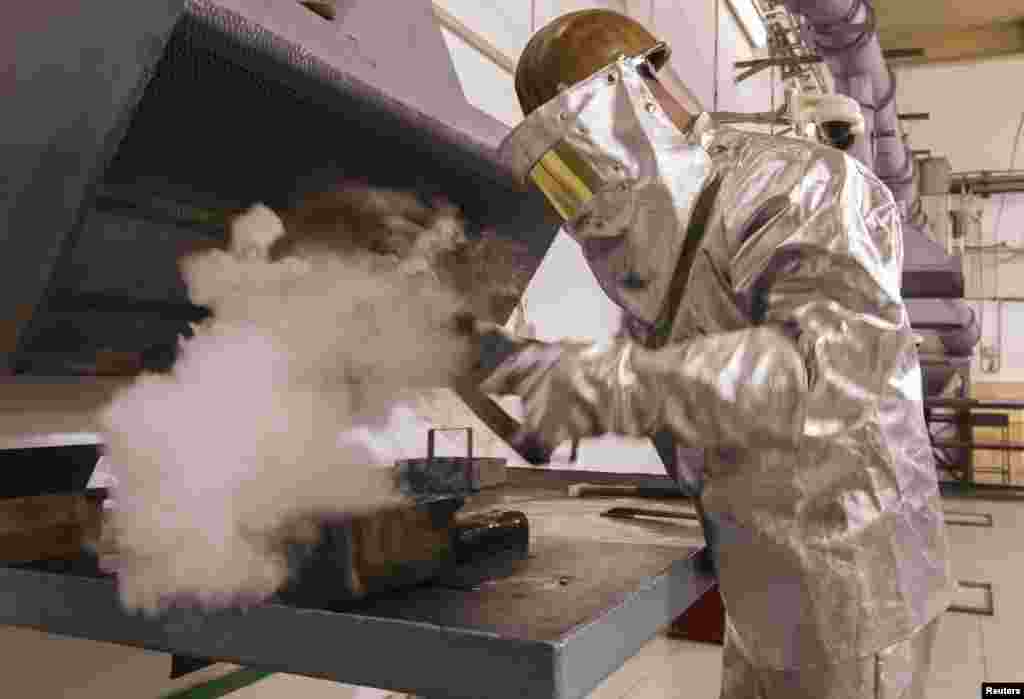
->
[781,0,915,211]
[781,0,971,304]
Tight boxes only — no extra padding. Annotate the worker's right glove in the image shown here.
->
[452,315,560,464]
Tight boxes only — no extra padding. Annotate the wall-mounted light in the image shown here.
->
[728,0,768,49]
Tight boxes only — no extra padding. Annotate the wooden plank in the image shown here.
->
[881,20,1024,66]
[973,382,1024,403]
[963,384,1023,482]
[0,492,105,563]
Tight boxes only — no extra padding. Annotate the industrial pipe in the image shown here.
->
[951,170,1024,195]
[781,0,915,210]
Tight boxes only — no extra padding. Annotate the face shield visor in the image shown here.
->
[500,51,664,222]
[499,52,714,326]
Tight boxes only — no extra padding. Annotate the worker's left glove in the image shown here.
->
[480,336,648,462]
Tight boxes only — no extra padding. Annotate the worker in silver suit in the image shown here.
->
[474,10,954,699]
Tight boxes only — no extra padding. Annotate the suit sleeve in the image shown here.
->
[483,152,910,452]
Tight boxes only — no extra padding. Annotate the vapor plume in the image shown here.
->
[97,188,517,614]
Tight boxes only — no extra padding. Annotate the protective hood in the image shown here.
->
[499,55,714,326]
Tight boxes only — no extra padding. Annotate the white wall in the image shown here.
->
[439,28,524,126]
[437,0,534,59]
[896,55,1024,301]
[896,56,1024,174]
[930,188,1024,383]
[962,174,1023,385]
[969,301,1024,381]
[895,56,1024,383]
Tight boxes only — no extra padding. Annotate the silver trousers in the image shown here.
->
[721,616,942,699]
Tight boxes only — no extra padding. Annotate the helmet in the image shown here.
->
[515,10,671,118]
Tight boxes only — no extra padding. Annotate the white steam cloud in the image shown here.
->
[98,194,482,615]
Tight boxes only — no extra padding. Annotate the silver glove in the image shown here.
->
[480,326,808,456]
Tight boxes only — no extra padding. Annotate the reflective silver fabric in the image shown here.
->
[493,107,954,671]
[499,56,713,326]
[720,615,941,698]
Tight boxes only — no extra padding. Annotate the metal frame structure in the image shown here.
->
[749,1,833,96]
[927,398,1024,498]
[948,581,995,617]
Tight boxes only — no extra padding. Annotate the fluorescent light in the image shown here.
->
[728,0,768,49]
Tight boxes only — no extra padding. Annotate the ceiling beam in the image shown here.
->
[431,3,517,75]
[881,19,1024,66]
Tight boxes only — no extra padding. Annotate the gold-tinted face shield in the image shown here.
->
[500,52,666,224]
[528,144,603,222]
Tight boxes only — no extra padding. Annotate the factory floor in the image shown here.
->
[0,497,1019,698]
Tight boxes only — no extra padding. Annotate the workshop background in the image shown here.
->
[2,0,1023,697]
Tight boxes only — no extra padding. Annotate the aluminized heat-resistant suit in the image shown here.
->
[489,54,954,698]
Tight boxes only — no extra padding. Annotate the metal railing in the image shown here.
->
[927,398,1024,497]
[748,0,833,95]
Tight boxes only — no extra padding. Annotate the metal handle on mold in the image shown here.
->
[427,428,473,462]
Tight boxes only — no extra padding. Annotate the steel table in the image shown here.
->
[0,468,711,699]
